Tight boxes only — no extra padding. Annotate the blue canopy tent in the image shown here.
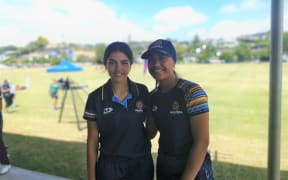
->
[46,59,83,73]
[46,59,86,130]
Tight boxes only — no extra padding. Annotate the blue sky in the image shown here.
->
[0,0,287,46]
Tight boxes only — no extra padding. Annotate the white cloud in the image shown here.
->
[208,19,269,40]
[0,0,156,46]
[221,4,238,13]
[152,6,207,35]
[0,0,280,46]
[221,0,267,14]
[240,0,266,10]
[284,5,288,31]
[0,25,32,46]
[187,13,279,41]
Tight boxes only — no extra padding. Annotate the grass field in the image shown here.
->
[1,62,288,180]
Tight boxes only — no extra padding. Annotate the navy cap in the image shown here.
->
[141,39,176,61]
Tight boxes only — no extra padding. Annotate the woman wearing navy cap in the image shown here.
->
[83,41,154,180]
[142,39,214,180]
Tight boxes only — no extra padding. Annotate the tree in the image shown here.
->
[234,43,251,61]
[3,56,17,65]
[196,43,217,63]
[36,36,49,48]
[219,50,235,62]
[0,45,17,54]
[192,35,201,49]
[253,48,269,62]
[186,35,202,53]
[76,55,95,63]
[196,52,210,63]
[283,32,288,52]
[15,36,49,57]
[175,44,186,63]
[95,43,106,64]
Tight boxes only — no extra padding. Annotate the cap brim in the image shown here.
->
[141,51,150,59]
[141,48,172,59]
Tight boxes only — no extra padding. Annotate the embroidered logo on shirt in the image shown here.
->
[170,100,183,114]
[152,105,158,112]
[135,100,144,112]
[103,107,113,115]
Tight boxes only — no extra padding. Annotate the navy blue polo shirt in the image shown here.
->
[150,78,209,156]
[83,78,151,158]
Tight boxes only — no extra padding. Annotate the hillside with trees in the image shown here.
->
[0,31,288,67]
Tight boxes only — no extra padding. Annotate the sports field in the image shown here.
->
[1,62,287,179]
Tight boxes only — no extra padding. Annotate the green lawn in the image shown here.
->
[1,62,287,180]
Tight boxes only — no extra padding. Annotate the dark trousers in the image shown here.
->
[4,94,12,108]
[96,154,154,180]
[0,112,10,165]
[157,152,214,180]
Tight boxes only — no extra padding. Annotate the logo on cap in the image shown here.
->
[151,39,163,49]
[141,39,177,61]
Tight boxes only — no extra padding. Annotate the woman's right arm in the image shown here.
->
[87,121,99,180]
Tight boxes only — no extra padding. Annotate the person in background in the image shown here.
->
[1,80,12,113]
[0,86,11,174]
[63,77,70,90]
[8,82,16,108]
[83,41,154,180]
[49,79,61,110]
[142,39,214,180]
[57,78,64,89]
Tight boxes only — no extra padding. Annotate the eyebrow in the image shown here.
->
[108,58,130,62]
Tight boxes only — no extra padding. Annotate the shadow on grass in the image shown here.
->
[58,118,87,131]
[59,120,87,131]
[4,132,87,180]
[3,133,288,180]
[213,161,288,180]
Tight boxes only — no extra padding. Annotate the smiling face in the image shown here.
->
[147,51,175,81]
[105,51,132,83]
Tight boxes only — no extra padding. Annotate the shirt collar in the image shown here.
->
[102,77,139,102]
[112,93,132,108]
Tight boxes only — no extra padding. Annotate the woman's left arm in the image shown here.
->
[181,112,210,180]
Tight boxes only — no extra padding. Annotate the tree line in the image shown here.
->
[1,32,288,66]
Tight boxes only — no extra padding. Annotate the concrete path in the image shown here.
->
[0,166,70,180]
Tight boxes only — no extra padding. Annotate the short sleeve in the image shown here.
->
[83,92,98,121]
[185,84,209,116]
